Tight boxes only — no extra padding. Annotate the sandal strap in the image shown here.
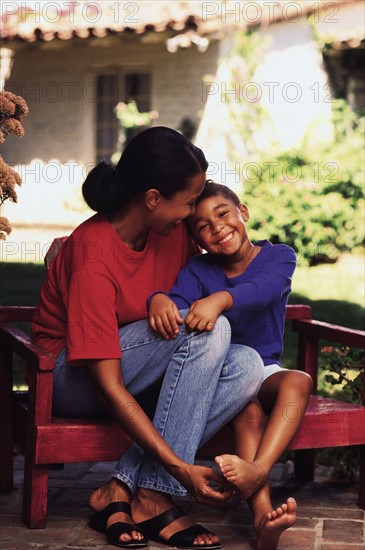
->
[107,521,146,538]
[105,501,132,516]
[107,521,148,546]
[137,505,185,534]
[89,501,132,533]
[168,523,212,546]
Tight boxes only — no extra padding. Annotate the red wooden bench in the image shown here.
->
[0,303,364,529]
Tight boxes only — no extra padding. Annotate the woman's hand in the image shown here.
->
[149,293,183,339]
[172,462,233,505]
[185,292,233,332]
[88,360,232,504]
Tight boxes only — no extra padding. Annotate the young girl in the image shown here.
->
[32,133,264,549]
[148,181,313,550]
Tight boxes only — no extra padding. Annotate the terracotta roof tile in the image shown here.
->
[1,0,363,44]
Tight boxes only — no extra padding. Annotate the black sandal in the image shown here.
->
[89,501,148,548]
[136,505,221,549]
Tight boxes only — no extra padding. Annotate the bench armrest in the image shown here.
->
[285,304,312,320]
[0,323,55,372]
[0,306,35,322]
[293,319,365,349]
[292,318,365,397]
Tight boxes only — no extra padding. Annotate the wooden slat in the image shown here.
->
[289,395,365,449]
[198,396,365,456]
[35,421,132,463]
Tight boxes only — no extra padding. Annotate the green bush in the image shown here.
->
[243,101,364,265]
[318,345,363,404]
[316,345,364,480]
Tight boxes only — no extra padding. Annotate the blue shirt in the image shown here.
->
[168,241,296,366]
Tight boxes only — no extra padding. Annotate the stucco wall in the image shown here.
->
[1,36,220,232]
[3,36,220,164]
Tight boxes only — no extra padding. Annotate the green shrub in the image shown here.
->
[224,30,364,265]
[318,345,363,404]
[242,101,364,265]
[316,345,364,480]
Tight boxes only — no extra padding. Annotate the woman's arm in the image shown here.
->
[87,359,231,504]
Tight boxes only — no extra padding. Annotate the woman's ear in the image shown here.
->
[145,189,161,210]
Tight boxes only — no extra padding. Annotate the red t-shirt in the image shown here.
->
[31,214,197,363]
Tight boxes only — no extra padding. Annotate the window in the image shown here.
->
[95,72,151,162]
[322,47,365,112]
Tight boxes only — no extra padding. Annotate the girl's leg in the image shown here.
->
[217,370,312,499]
[219,401,297,550]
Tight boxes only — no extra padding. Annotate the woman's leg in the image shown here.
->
[55,313,231,545]
[90,312,235,547]
[112,313,233,496]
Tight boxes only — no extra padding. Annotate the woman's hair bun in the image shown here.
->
[81,127,208,214]
[82,160,123,214]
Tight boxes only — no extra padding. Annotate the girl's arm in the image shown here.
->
[87,358,231,504]
[184,291,233,332]
[225,246,297,313]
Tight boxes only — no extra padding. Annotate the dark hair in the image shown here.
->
[82,126,208,214]
[196,180,241,207]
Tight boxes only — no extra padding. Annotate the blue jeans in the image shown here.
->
[53,311,264,497]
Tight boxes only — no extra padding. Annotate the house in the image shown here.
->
[0,0,364,261]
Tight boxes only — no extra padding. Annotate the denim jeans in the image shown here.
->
[53,311,264,496]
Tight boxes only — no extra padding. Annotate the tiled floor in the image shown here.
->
[0,454,364,549]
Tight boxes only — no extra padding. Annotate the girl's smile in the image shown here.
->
[187,193,261,276]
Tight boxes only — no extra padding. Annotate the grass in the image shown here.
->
[0,262,46,305]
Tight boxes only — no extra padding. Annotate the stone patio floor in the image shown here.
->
[0,453,364,550]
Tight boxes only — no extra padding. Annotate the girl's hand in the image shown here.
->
[149,293,183,339]
[185,292,233,332]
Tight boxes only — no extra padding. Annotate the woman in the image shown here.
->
[31,127,264,549]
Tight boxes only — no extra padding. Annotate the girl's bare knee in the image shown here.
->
[293,370,313,392]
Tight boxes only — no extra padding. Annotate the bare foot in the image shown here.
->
[256,497,297,550]
[132,488,220,547]
[215,454,267,499]
[89,479,145,544]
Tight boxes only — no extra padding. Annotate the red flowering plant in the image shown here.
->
[0,90,29,239]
